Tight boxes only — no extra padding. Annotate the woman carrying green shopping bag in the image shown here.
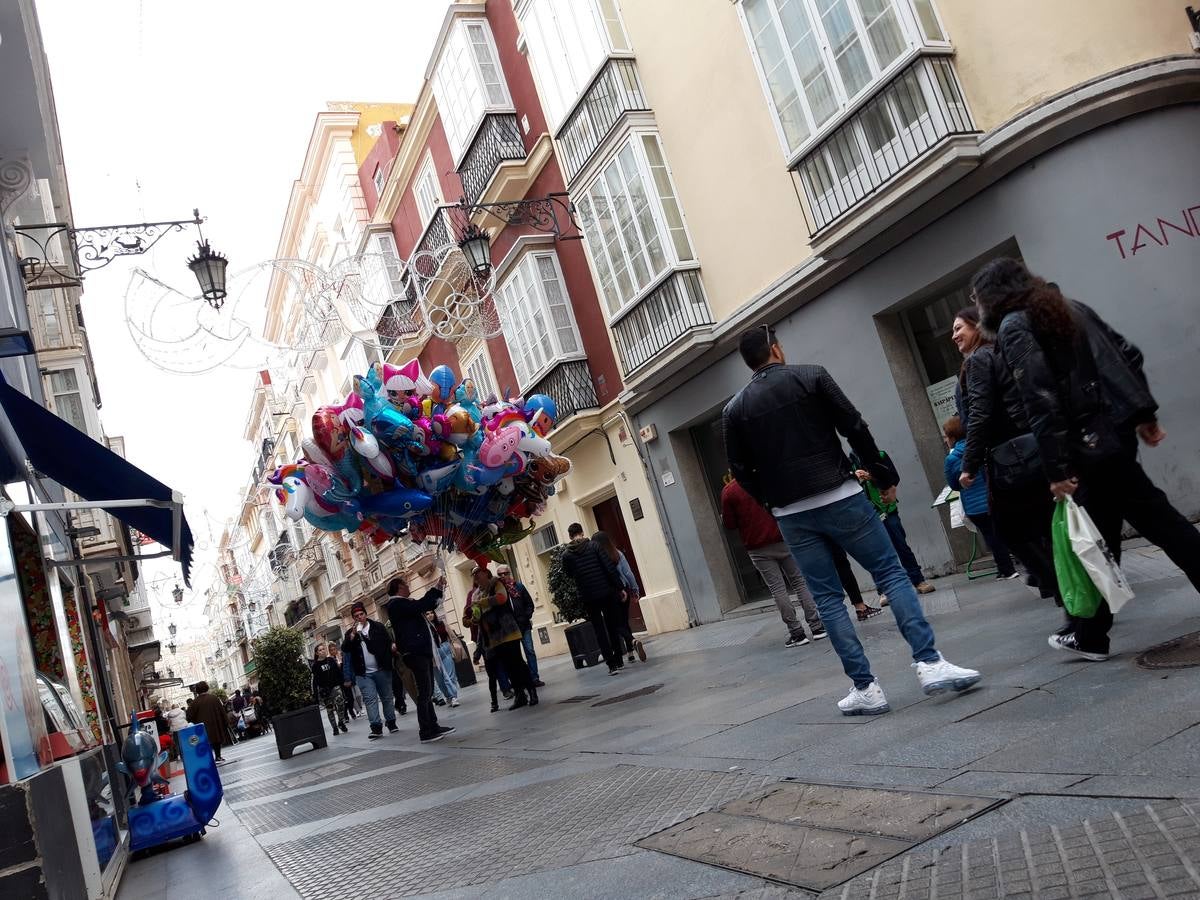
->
[973,258,1200,660]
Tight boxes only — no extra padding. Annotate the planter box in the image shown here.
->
[272,704,327,760]
[564,620,603,669]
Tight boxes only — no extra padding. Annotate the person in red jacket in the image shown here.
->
[721,475,827,647]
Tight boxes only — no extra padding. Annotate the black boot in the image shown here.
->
[509,689,528,710]
[528,685,539,707]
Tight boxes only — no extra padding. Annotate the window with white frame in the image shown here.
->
[432,17,512,161]
[46,369,88,432]
[460,344,498,401]
[323,539,345,584]
[497,251,583,389]
[518,0,630,128]
[372,164,386,198]
[575,132,695,318]
[413,156,442,228]
[738,0,948,157]
[370,231,405,300]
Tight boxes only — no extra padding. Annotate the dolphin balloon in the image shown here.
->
[116,715,169,806]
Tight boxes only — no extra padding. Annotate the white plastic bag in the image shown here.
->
[1065,496,1134,614]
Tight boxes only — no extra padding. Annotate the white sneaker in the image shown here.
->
[837,681,890,716]
[915,655,981,695]
[449,698,460,707]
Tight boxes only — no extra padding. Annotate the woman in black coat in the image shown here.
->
[971,257,1200,659]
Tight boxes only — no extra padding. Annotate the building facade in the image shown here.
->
[563,0,1200,623]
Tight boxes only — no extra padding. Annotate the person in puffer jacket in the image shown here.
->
[561,523,625,675]
[942,416,1017,579]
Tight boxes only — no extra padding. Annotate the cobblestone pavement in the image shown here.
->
[118,546,1200,900]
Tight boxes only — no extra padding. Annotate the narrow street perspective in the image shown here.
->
[1,1,1198,898]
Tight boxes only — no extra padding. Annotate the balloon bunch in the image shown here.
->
[267,359,571,562]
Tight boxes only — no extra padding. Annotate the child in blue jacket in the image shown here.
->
[942,416,1018,579]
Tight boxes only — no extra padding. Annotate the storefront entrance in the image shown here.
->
[591,495,647,631]
[689,414,771,608]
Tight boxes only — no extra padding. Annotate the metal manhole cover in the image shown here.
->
[637,782,1004,892]
[592,683,664,706]
[1136,631,1200,669]
[559,695,600,704]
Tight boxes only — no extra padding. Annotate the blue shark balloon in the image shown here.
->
[115,714,168,806]
[348,486,434,520]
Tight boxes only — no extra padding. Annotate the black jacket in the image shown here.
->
[384,588,443,659]
[562,538,621,603]
[311,657,342,695]
[724,363,894,509]
[997,302,1156,481]
[960,344,1032,476]
[508,581,535,631]
[341,619,394,676]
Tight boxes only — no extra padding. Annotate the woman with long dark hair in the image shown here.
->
[593,531,647,663]
[950,306,1035,587]
[970,257,1200,659]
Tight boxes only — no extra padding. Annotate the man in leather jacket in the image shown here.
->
[342,602,399,739]
[724,325,980,716]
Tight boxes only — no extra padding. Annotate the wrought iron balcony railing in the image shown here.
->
[527,359,599,427]
[611,269,713,376]
[557,58,649,185]
[792,54,977,235]
[457,113,527,206]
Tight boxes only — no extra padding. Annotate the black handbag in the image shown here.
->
[988,433,1042,490]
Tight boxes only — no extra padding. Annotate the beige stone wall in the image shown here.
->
[939,0,1190,132]
[617,0,813,325]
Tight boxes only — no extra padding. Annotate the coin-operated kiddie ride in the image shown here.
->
[117,715,223,852]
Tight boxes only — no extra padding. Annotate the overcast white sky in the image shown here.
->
[37,0,447,638]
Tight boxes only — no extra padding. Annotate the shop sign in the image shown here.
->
[1105,204,1200,259]
[925,376,959,430]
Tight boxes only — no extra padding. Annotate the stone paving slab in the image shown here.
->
[822,801,1200,899]
[235,754,558,835]
[223,750,426,803]
[266,765,776,898]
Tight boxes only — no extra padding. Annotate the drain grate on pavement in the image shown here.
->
[592,683,664,706]
[265,764,775,898]
[559,694,600,704]
[224,750,426,804]
[1136,630,1200,669]
[637,782,1003,892]
[237,754,555,835]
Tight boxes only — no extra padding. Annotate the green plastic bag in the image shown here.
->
[1052,499,1103,618]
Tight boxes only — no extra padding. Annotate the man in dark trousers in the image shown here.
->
[724,325,980,716]
[497,564,544,687]
[341,602,398,740]
[385,576,455,743]
[561,522,625,675]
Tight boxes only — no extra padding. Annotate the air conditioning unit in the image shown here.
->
[531,523,560,556]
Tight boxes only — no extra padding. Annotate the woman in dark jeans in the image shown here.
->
[954,304,1060,605]
[972,257,1200,658]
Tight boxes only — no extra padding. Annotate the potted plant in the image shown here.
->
[252,626,326,760]
[548,545,602,669]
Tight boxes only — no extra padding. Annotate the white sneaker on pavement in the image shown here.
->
[837,681,890,716]
[449,698,460,707]
[914,654,981,695]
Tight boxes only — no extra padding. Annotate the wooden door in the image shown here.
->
[591,495,647,632]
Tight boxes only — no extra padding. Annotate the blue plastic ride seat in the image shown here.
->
[128,724,223,851]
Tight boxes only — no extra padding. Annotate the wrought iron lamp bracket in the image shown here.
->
[448,193,581,242]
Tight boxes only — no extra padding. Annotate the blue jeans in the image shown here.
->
[776,493,938,688]
[881,512,926,585]
[434,642,459,701]
[520,629,540,681]
[355,670,396,729]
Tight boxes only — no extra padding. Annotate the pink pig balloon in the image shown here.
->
[478,423,523,469]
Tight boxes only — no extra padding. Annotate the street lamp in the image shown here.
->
[167,641,177,655]
[172,584,183,605]
[187,240,229,310]
[457,223,492,279]
[168,622,177,638]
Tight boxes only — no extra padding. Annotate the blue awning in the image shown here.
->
[0,375,193,585]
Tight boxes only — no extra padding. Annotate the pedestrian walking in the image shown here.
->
[341,601,399,740]
[329,644,358,719]
[385,577,456,743]
[164,703,187,761]
[465,566,537,708]
[311,642,348,734]
[721,474,827,647]
[942,415,1018,578]
[850,449,935,596]
[972,257,1200,659]
[186,681,233,762]
[724,324,980,715]
[427,613,461,706]
[591,532,648,663]
[953,305,1059,602]
[561,522,626,675]
[496,565,545,685]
